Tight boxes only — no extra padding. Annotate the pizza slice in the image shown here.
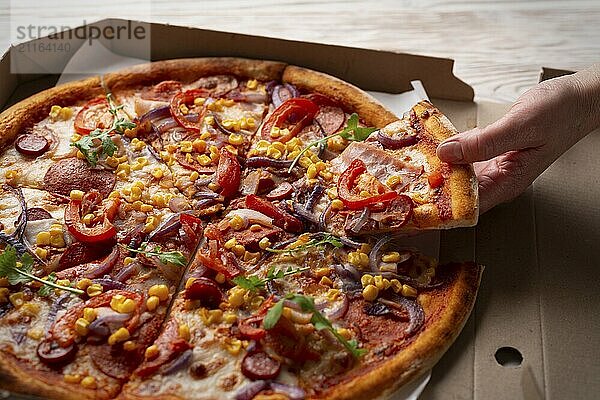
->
[119,232,481,400]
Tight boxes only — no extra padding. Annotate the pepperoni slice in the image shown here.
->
[89,343,140,380]
[26,207,52,221]
[15,134,50,156]
[58,242,111,269]
[43,158,116,198]
[315,106,345,135]
[265,181,293,201]
[241,351,281,380]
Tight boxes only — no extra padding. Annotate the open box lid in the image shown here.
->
[1,19,598,400]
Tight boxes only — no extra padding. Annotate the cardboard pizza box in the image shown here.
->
[0,19,598,400]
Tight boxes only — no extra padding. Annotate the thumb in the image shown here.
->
[437,106,542,164]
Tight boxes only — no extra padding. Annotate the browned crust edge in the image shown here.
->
[411,101,479,228]
[321,262,482,400]
[282,65,398,129]
[0,351,110,400]
[0,77,104,150]
[102,57,288,91]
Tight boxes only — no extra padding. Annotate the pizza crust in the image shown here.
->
[0,77,104,150]
[282,65,398,128]
[102,57,288,90]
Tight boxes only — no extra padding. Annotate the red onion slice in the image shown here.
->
[37,339,77,365]
[235,380,270,400]
[246,157,293,169]
[379,296,425,337]
[161,348,193,375]
[270,382,306,400]
[349,207,371,234]
[271,83,300,107]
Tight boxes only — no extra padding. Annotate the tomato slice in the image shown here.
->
[261,98,319,143]
[215,148,241,199]
[193,250,240,279]
[337,159,399,210]
[142,80,182,101]
[74,97,114,135]
[427,170,444,188]
[303,93,341,108]
[245,195,303,233]
[65,192,117,243]
[170,89,210,132]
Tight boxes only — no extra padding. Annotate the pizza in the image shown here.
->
[0,57,481,400]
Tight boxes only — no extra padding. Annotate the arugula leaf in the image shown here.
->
[232,266,309,292]
[266,233,343,255]
[287,113,377,173]
[264,294,367,358]
[71,93,136,166]
[0,246,84,295]
[263,298,285,329]
[122,244,187,268]
[37,272,57,297]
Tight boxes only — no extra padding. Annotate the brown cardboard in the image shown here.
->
[1,19,599,400]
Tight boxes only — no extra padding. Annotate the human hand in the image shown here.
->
[437,65,600,214]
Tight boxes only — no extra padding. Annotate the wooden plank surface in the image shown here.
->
[1,0,599,102]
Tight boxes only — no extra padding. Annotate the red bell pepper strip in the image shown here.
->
[64,192,117,243]
[245,195,303,233]
[260,98,319,143]
[170,89,210,132]
[215,148,241,199]
[337,159,399,210]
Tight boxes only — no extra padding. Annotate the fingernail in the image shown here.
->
[438,141,463,162]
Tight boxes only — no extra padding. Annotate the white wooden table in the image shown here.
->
[1,0,599,102]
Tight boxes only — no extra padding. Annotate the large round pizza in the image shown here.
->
[0,58,481,400]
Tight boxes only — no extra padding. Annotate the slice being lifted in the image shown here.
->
[0,57,480,400]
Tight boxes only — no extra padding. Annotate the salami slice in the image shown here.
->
[315,106,345,135]
[26,207,52,221]
[43,158,116,198]
[15,134,49,156]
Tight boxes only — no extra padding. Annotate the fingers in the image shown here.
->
[437,105,543,164]
[474,148,546,214]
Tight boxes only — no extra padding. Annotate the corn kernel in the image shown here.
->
[208,309,223,324]
[255,140,270,153]
[35,231,51,246]
[194,97,206,106]
[329,199,344,211]
[124,257,134,267]
[81,375,97,389]
[266,146,282,159]
[76,278,93,290]
[386,175,403,188]
[208,182,220,191]
[180,140,193,153]
[246,117,256,128]
[319,276,333,286]
[223,311,237,324]
[215,273,226,284]
[83,307,97,322]
[82,213,95,226]
[228,287,247,308]
[145,344,159,360]
[203,116,215,127]
[49,234,66,248]
[374,275,386,290]
[146,295,160,311]
[337,328,352,340]
[117,298,136,314]
[223,337,242,355]
[401,284,418,298]
[258,237,271,250]
[63,374,82,384]
[110,294,126,311]
[390,279,402,293]
[5,169,20,182]
[362,284,379,301]
[326,289,341,301]
[326,187,338,199]
[75,318,90,336]
[140,204,153,213]
[229,215,246,231]
[246,79,258,89]
[86,283,103,297]
[382,252,401,263]
[197,154,212,166]
[298,156,313,168]
[179,324,191,341]
[232,244,246,257]
[224,238,237,249]
[148,284,169,302]
[243,251,260,262]
[35,247,48,259]
[179,103,189,114]
[108,327,130,345]
[9,292,24,309]
[361,274,374,287]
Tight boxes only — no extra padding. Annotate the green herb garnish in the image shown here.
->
[121,243,187,267]
[232,265,309,292]
[72,93,136,166]
[266,233,344,254]
[0,246,83,295]
[288,113,377,173]
[264,294,367,358]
